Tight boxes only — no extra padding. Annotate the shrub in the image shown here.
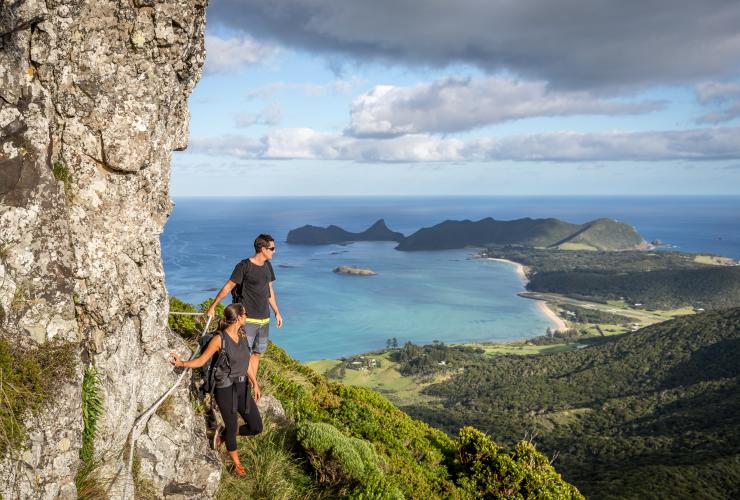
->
[296,421,381,485]
[454,427,583,499]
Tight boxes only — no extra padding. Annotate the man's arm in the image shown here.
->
[268,281,283,328]
[206,280,236,318]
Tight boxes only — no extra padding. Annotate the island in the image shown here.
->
[396,217,647,251]
[288,216,647,251]
[333,266,378,276]
[287,219,404,245]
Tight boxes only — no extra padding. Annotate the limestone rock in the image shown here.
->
[257,394,290,427]
[0,0,214,498]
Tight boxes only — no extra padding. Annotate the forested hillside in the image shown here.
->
[484,248,740,310]
[402,309,740,499]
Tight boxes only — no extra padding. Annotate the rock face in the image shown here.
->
[0,0,218,498]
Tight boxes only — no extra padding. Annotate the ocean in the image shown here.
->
[161,196,740,361]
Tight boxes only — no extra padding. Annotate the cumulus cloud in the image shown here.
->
[207,0,740,89]
[696,81,740,123]
[234,103,283,128]
[204,34,278,74]
[349,76,664,137]
[189,126,740,163]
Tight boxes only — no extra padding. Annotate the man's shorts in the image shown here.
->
[244,321,270,354]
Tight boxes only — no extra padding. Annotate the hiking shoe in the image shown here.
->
[213,425,224,450]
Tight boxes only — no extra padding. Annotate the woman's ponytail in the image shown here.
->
[217,303,247,331]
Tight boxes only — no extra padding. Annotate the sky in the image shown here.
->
[172,0,740,196]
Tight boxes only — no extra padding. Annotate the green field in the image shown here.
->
[306,351,448,405]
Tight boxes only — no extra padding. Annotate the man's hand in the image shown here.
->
[206,305,216,319]
[252,383,261,402]
[275,313,283,328]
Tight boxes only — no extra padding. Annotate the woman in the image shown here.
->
[170,303,263,476]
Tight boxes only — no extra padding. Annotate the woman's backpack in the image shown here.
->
[199,331,231,395]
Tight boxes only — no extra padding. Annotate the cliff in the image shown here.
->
[0,1,217,498]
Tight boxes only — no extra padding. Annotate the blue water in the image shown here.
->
[161,196,740,361]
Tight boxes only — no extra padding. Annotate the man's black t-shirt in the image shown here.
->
[229,259,276,319]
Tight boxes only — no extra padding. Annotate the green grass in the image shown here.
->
[556,242,598,251]
[694,254,735,265]
[216,423,319,500]
[305,359,341,374]
[309,351,446,406]
[0,337,76,454]
[473,341,578,356]
[79,367,103,465]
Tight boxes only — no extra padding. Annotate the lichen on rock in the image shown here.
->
[1,0,214,497]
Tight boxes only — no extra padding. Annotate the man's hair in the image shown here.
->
[254,234,274,253]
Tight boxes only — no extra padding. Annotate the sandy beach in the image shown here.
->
[485,257,567,332]
[536,301,568,332]
[485,257,528,282]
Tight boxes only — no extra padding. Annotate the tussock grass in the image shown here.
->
[216,424,320,500]
[0,337,76,454]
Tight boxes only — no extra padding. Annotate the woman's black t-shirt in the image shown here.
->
[220,330,250,378]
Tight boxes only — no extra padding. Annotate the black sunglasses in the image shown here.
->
[265,246,276,251]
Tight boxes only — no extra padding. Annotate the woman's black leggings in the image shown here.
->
[214,381,263,452]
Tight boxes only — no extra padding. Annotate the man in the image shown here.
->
[207,234,283,382]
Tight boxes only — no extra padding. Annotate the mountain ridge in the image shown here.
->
[287,216,647,251]
[286,218,405,245]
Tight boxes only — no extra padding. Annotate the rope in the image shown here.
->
[122,313,212,496]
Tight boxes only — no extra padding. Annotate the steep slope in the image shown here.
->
[287,219,405,245]
[553,218,647,250]
[404,308,740,499]
[248,342,584,499]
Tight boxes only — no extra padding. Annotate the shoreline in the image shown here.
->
[484,257,567,332]
[485,257,528,283]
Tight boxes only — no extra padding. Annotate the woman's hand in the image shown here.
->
[169,351,183,367]
[252,383,261,402]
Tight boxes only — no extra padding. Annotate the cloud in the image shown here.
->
[234,103,283,128]
[349,76,664,137]
[207,0,740,89]
[473,127,740,162]
[245,77,362,99]
[696,81,740,123]
[189,126,740,163]
[204,34,278,74]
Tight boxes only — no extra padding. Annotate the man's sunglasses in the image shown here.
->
[265,246,276,251]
